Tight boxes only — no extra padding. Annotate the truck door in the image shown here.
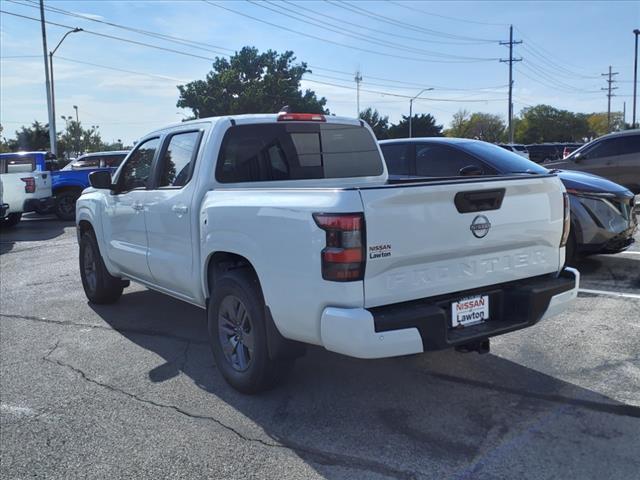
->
[144,130,202,298]
[102,137,159,281]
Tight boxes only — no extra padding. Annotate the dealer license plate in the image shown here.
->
[451,295,489,328]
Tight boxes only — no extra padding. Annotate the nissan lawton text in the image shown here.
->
[76,112,579,393]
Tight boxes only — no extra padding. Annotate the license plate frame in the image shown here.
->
[451,294,489,328]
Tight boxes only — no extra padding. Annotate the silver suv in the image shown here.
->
[547,130,640,193]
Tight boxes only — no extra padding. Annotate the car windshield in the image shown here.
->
[461,141,548,174]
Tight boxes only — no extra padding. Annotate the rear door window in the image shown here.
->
[380,143,412,175]
[217,122,382,183]
[158,131,202,188]
[415,144,495,177]
[1,155,36,173]
[103,154,127,168]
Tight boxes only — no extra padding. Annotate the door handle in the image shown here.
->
[132,202,144,211]
[171,204,188,215]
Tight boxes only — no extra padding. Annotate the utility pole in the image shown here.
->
[355,71,362,117]
[500,25,522,144]
[39,0,56,156]
[633,29,639,128]
[623,101,626,127]
[73,105,80,155]
[601,65,619,132]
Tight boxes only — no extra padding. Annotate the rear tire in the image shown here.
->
[79,231,124,304]
[208,268,292,394]
[0,213,22,228]
[55,190,80,221]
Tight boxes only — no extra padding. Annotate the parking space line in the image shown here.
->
[579,288,640,300]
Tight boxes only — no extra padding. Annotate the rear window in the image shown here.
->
[0,155,36,174]
[216,123,382,183]
[104,154,127,168]
[460,141,548,174]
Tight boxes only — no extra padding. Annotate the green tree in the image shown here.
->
[514,105,590,143]
[12,121,50,151]
[177,46,328,117]
[387,113,443,139]
[59,120,105,156]
[359,107,389,139]
[445,111,505,142]
[465,113,506,142]
[587,112,624,137]
[445,109,471,138]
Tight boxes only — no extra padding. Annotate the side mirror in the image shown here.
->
[459,165,484,176]
[573,152,583,163]
[89,170,113,190]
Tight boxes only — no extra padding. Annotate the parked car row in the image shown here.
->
[0,150,128,226]
[380,130,639,264]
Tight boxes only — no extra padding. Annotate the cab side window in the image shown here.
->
[158,131,201,188]
[415,144,493,177]
[119,138,159,192]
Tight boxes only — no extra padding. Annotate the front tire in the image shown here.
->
[79,231,124,304]
[208,269,291,394]
[0,213,22,228]
[55,190,80,221]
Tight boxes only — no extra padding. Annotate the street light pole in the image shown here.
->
[633,29,639,128]
[49,27,83,155]
[39,0,56,156]
[409,88,434,138]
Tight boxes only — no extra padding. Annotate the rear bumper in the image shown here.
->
[320,268,579,359]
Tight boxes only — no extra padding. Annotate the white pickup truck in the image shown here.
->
[0,153,53,228]
[76,112,579,393]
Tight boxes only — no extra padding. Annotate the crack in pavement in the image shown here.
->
[0,313,208,346]
[41,343,418,480]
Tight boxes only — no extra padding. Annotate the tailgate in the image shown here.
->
[32,170,52,198]
[359,176,565,308]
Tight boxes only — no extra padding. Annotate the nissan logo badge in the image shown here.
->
[470,215,491,238]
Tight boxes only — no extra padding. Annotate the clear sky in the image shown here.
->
[1,0,638,144]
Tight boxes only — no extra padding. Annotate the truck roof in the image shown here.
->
[147,113,362,136]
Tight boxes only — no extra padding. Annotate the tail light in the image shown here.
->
[21,177,36,193]
[278,112,326,122]
[313,213,365,282]
[560,192,571,247]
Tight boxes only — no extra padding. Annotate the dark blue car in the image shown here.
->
[379,138,637,265]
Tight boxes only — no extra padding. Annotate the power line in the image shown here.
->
[8,0,235,56]
[203,1,496,63]
[0,9,219,61]
[327,0,501,43]
[514,27,602,80]
[386,0,508,27]
[303,78,507,102]
[282,0,493,45]
[252,0,497,60]
[3,2,507,94]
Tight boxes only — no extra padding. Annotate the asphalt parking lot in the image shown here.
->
[1,216,639,479]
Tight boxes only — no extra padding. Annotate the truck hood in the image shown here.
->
[556,170,631,196]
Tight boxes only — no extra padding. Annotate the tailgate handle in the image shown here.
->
[454,188,505,213]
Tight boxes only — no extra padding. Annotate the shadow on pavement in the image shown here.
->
[0,216,74,254]
[89,288,640,477]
